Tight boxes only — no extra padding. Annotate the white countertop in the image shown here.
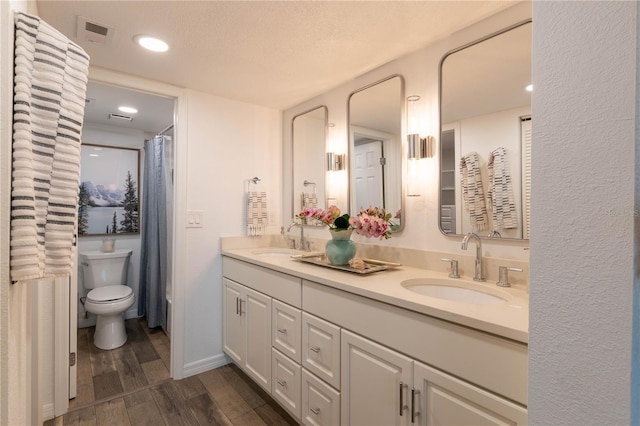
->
[222,247,529,344]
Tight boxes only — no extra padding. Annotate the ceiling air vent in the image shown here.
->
[108,113,133,122]
[77,16,113,45]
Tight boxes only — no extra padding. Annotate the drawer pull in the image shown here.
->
[310,346,321,353]
[411,387,420,423]
[310,407,320,415]
[277,380,287,387]
[277,328,288,334]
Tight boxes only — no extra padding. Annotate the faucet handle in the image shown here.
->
[440,258,460,278]
[497,266,523,287]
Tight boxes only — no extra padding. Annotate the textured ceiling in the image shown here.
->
[37,0,517,110]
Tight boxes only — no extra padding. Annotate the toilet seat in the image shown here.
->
[87,285,133,304]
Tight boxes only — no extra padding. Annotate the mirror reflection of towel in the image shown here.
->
[247,191,268,236]
[487,147,518,229]
[460,152,489,231]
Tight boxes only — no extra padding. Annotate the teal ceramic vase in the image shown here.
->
[325,229,356,266]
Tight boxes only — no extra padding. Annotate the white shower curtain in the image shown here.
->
[138,136,170,330]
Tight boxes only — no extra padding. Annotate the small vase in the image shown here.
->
[325,229,356,266]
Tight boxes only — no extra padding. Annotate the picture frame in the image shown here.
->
[78,143,140,236]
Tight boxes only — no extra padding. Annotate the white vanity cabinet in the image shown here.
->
[222,278,272,391]
[222,254,528,425]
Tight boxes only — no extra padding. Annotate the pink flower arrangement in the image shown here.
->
[296,205,393,239]
[349,206,393,240]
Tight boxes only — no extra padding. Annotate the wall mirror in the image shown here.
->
[292,106,327,216]
[348,75,404,231]
[439,20,531,240]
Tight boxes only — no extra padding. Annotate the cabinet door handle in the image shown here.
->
[239,299,245,316]
[310,346,321,353]
[411,387,420,423]
[236,297,239,315]
[310,407,320,415]
[399,381,405,416]
[277,328,287,334]
[277,380,287,387]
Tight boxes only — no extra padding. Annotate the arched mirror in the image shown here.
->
[292,106,328,216]
[348,75,404,231]
[439,21,532,240]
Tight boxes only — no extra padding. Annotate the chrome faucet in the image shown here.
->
[287,222,310,251]
[461,232,485,281]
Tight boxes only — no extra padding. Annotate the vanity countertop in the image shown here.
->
[222,247,529,344]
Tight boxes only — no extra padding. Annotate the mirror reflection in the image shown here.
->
[440,21,531,240]
[292,106,327,216]
[348,75,404,231]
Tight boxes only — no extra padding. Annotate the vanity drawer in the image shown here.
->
[301,368,341,426]
[223,257,302,308]
[302,312,341,390]
[273,299,302,363]
[272,348,301,421]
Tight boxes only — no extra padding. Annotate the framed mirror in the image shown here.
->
[348,75,404,231]
[292,106,328,216]
[439,20,531,240]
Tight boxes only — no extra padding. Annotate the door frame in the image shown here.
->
[53,67,189,414]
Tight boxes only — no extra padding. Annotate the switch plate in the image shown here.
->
[186,210,204,228]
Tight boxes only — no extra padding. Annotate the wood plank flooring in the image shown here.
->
[45,318,298,426]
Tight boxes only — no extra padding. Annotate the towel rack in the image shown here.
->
[303,180,316,194]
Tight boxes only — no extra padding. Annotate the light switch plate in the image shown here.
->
[186,210,204,228]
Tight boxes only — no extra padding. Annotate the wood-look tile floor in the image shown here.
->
[45,318,299,426]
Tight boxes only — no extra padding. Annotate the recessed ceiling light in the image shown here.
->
[134,35,169,53]
[118,106,138,114]
[525,84,533,92]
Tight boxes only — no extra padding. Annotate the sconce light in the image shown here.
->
[406,95,434,159]
[326,152,346,171]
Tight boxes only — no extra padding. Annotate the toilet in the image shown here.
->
[80,249,134,350]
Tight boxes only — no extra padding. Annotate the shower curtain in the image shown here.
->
[138,136,169,330]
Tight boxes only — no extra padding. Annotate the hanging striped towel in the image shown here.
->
[487,147,518,229]
[460,152,489,232]
[301,192,318,209]
[246,191,268,236]
[11,13,89,281]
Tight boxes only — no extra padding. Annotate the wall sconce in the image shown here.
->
[406,95,434,159]
[326,152,346,171]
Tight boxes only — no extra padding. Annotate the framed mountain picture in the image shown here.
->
[78,143,140,236]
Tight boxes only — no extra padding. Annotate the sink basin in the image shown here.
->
[401,278,509,304]
[251,248,301,256]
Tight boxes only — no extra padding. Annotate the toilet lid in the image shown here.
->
[87,285,133,303]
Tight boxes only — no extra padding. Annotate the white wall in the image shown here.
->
[283,2,532,262]
[530,1,636,424]
[181,88,282,374]
[77,125,145,327]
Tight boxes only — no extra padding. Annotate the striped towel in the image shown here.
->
[301,192,317,209]
[246,191,268,236]
[487,147,518,229]
[11,12,89,281]
[460,152,489,232]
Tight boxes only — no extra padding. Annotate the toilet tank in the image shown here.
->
[80,249,132,289]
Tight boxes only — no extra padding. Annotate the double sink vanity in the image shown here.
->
[222,238,528,425]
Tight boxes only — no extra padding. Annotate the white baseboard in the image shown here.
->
[42,403,54,421]
[182,353,230,377]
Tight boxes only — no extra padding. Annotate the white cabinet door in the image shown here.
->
[302,368,340,426]
[223,278,244,365]
[302,312,341,389]
[273,348,302,420]
[244,286,272,391]
[413,361,527,426]
[273,299,302,363]
[341,330,412,426]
